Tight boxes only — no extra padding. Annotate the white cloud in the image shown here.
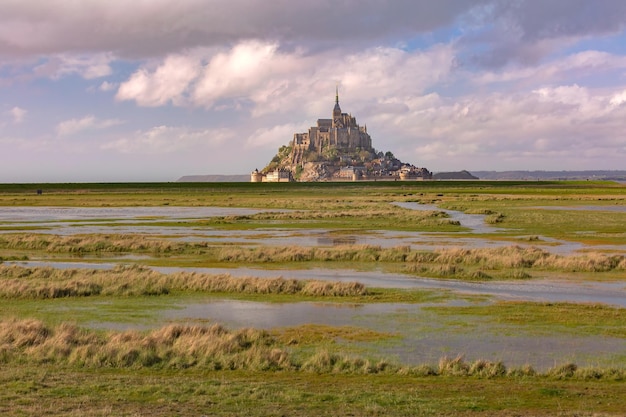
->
[373,84,626,170]
[473,50,626,86]
[610,90,626,106]
[101,125,234,154]
[245,123,307,149]
[116,41,456,116]
[56,115,123,136]
[32,53,114,80]
[9,106,27,123]
[117,52,203,106]
[99,81,117,92]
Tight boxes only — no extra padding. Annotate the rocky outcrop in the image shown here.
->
[432,170,478,180]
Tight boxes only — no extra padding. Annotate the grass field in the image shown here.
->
[0,181,624,415]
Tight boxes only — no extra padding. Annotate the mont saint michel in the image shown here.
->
[252,90,431,182]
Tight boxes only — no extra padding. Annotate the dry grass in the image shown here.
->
[2,233,624,275]
[0,234,208,254]
[2,318,622,379]
[0,318,290,370]
[0,264,367,299]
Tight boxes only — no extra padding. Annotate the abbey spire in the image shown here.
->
[333,85,342,118]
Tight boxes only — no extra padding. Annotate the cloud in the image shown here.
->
[472,50,626,86]
[464,0,626,68]
[116,41,456,115]
[0,0,483,57]
[27,53,114,80]
[101,125,234,154]
[56,115,123,136]
[99,81,117,92]
[9,106,27,123]
[116,51,204,106]
[1,1,625,76]
[369,84,626,170]
[245,123,307,149]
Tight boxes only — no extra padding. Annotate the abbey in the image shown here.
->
[253,88,431,182]
[291,88,372,164]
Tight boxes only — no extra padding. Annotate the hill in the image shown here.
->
[254,91,431,182]
[433,170,479,180]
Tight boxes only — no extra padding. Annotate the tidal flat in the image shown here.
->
[0,181,625,416]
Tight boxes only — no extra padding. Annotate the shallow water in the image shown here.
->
[2,204,617,254]
[79,296,625,370]
[12,260,626,307]
[0,206,267,221]
[393,201,502,234]
[4,203,625,369]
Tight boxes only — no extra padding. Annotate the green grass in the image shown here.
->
[1,181,625,415]
[1,365,625,416]
[426,301,626,338]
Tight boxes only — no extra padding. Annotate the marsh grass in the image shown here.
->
[441,197,626,245]
[272,324,398,345]
[0,318,291,371]
[1,318,623,380]
[0,264,367,299]
[426,301,626,338]
[2,234,625,280]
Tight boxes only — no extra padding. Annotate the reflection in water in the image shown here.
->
[0,206,269,221]
[3,203,621,255]
[393,201,502,234]
[11,260,626,307]
[82,297,624,370]
[317,235,358,246]
[5,203,626,370]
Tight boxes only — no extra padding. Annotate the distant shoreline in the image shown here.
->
[177,170,626,182]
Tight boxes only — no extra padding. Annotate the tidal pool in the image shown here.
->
[12,260,626,307]
[60,296,625,371]
[2,204,614,254]
[4,203,625,370]
[393,201,503,234]
[0,206,269,221]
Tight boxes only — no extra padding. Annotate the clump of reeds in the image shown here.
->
[533,253,624,272]
[0,318,292,371]
[546,363,578,378]
[485,213,505,224]
[0,233,211,255]
[0,264,368,299]
[300,349,389,374]
[438,355,470,376]
[1,319,624,378]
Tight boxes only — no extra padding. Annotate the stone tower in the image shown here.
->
[290,89,373,164]
[332,86,342,125]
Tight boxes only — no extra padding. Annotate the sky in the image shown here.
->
[2,0,626,182]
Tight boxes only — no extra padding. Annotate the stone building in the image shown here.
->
[291,88,372,164]
[253,88,431,182]
[250,168,293,182]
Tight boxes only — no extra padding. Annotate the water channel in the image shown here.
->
[2,203,625,369]
[2,204,623,254]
